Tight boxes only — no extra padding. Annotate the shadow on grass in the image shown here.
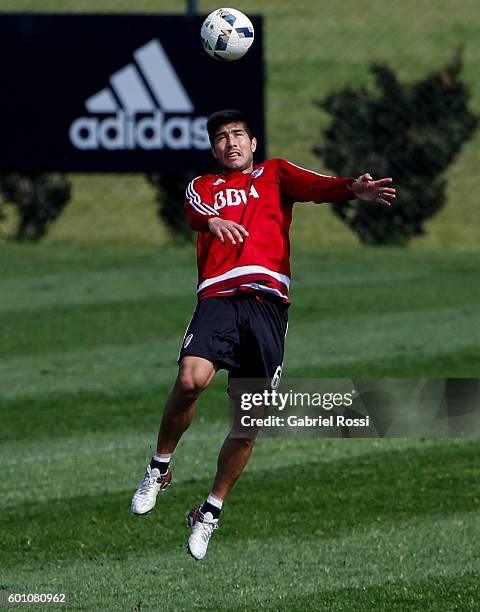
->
[2,441,478,568]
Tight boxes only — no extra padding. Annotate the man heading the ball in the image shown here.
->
[131,109,396,560]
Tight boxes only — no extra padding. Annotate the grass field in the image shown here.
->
[1,1,479,608]
[1,242,479,609]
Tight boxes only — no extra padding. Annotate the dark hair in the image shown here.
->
[207,109,255,147]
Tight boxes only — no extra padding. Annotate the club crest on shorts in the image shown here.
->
[184,333,194,348]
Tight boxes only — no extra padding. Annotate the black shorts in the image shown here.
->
[177,293,289,384]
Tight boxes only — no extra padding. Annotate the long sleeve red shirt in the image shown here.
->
[184,158,355,304]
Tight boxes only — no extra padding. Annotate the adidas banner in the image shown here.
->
[0,14,264,173]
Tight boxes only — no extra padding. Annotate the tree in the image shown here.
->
[146,173,196,243]
[0,173,71,242]
[314,52,478,245]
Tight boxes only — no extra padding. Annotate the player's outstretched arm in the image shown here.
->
[208,217,249,245]
[351,173,396,207]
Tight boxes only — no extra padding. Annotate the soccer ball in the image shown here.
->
[200,8,254,61]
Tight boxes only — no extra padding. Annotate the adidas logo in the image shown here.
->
[69,39,210,151]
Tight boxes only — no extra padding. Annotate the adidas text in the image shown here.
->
[69,111,209,151]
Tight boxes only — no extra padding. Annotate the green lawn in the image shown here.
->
[1,242,479,609]
[0,1,479,608]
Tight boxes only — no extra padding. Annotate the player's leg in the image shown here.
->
[214,435,258,498]
[132,297,239,517]
[212,295,288,497]
[187,294,289,560]
[131,356,217,516]
[156,355,218,455]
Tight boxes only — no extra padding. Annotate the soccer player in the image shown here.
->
[131,109,396,560]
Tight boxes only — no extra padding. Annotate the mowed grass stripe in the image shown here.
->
[305,575,480,612]
[1,509,479,610]
[0,295,195,358]
[2,247,478,393]
[0,339,181,400]
[1,441,478,567]
[2,266,478,358]
[287,306,480,368]
[0,243,194,280]
[0,379,232,442]
[1,303,477,399]
[0,262,196,315]
[0,435,466,509]
[292,273,480,318]
[287,346,480,378]
[0,254,465,315]
[2,246,478,315]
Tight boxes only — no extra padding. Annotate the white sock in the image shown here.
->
[152,453,171,466]
[206,493,223,510]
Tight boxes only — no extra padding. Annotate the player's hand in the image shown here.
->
[352,173,396,207]
[208,217,249,245]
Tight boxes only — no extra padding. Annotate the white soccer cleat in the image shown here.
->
[131,465,172,515]
[186,506,219,560]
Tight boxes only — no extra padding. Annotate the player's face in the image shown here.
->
[212,122,257,173]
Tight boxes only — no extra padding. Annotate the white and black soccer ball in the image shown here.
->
[200,8,254,61]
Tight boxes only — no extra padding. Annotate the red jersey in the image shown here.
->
[184,158,355,304]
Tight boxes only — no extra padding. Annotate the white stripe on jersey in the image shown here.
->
[186,182,212,216]
[197,265,291,293]
[207,284,290,300]
[285,160,335,178]
[188,181,218,215]
[240,283,290,300]
[187,178,218,216]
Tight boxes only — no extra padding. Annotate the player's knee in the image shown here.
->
[176,368,209,399]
